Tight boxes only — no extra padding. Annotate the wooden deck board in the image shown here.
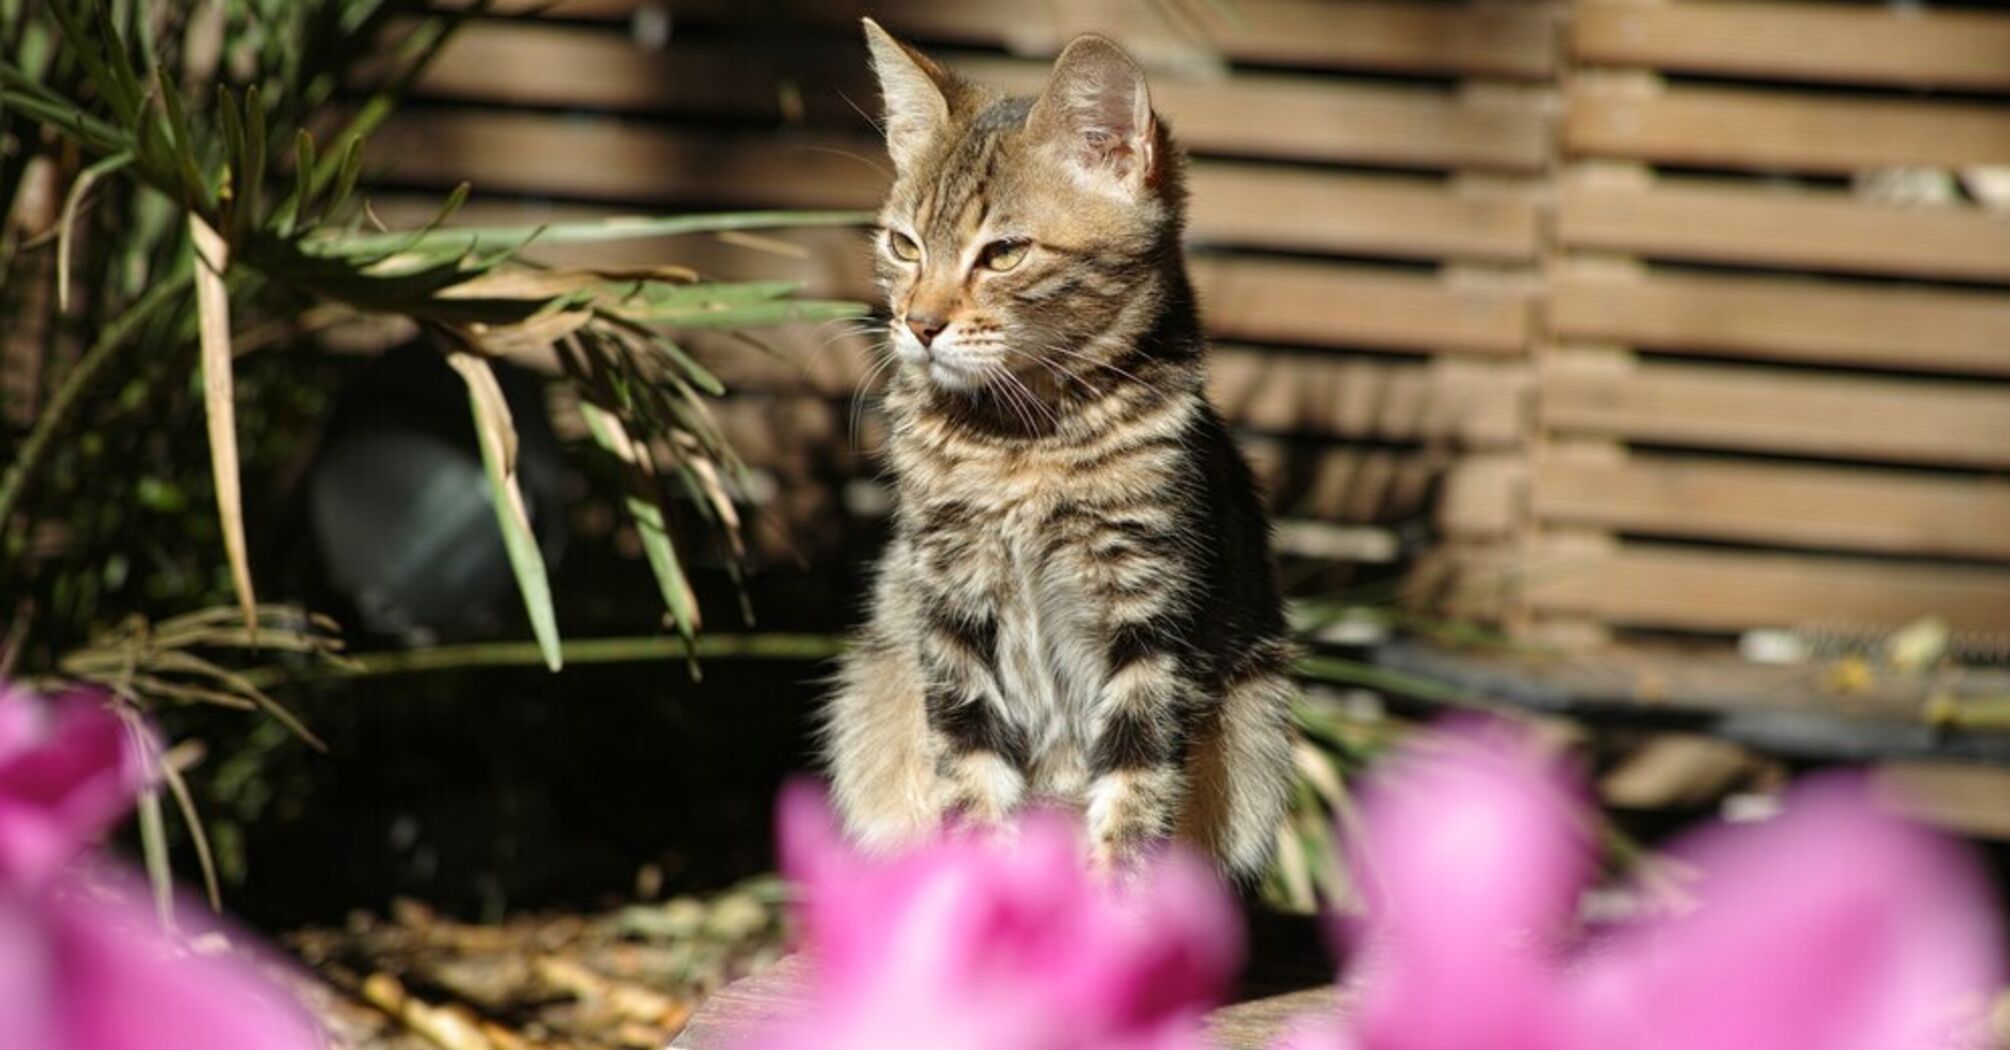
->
[1559,181,2010,284]
[477,0,1557,79]
[1544,360,2010,469]
[1552,270,2010,377]
[1574,0,2010,91]
[1375,641,2010,765]
[1567,83,2010,172]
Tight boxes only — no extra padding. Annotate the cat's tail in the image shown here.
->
[1180,653,1297,880]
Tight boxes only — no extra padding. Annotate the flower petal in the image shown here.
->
[1579,775,2003,1050]
[0,691,146,885]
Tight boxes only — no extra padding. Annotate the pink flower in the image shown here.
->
[2,866,326,1050]
[1344,723,1592,1050]
[0,686,147,885]
[756,782,1243,1050]
[1294,722,2003,1050]
[1577,775,2003,1050]
[0,684,323,1050]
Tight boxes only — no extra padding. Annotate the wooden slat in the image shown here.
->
[1380,641,2010,747]
[1544,361,2010,469]
[490,0,1556,79]
[1876,763,2010,842]
[1567,82,2010,173]
[414,26,1550,172]
[1553,270,2010,377]
[1524,542,2010,633]
[407,25,783,117]
[860,0,1555,78]
[369,114,1535,259]
[1559,181,2010,284]
[1575,0,2010,92]
[1192,258,1529,355]
[371,112,886,209]
[1240,438,1450,524]
[1187,166,1537,261]
[954,56,1548,172]
[1535,455,2010,562]
[1208,351,1525,446]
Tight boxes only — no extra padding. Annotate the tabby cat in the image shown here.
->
[824,20,1296,876]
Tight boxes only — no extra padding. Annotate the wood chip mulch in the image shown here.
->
[284,878,790,1050]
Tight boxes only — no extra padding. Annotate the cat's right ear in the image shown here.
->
[862,18,959,176]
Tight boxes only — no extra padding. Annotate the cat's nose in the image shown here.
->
[904,314,948,348]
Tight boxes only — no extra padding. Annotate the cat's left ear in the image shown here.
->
[862,18,963,176]
[1027,35,1158,197]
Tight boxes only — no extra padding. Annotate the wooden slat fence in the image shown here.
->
[376,0,2010,645]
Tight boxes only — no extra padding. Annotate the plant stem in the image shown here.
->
[241,632,845,688]
[0,271,193,528]
[1294,653,1494,710]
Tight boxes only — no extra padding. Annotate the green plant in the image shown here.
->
[0,0,867,661]
[0,0,868,896]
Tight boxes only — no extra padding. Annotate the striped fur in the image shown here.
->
[824,23,1296,877]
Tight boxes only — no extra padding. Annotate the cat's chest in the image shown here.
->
[912,470,1105,735]
[988,526,1100,757]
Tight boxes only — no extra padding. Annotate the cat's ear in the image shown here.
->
[862,18,960,175]
[1027,35,1157,196]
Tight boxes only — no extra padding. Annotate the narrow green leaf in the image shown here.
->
[618,278,799,310]
[581,404,700,638]
[628,495,699,639]
[285,129,314,235]
[216,88,247,240]
[327,132,364,217]
[45,0,139,122]
[310,209,874,257]
[135,783,174,927]
[619,297,868,329]
[155,64,208,207]
[243,85,266,229]
[445,348,564,671]
[0,83,130,154]
[159,752,222,912]
[56,151,131,310]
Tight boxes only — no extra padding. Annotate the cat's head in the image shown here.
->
[862,20,1187,400]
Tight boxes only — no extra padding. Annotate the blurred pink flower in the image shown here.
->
[0,683,322,1050]
[1294,722,2003,1050]
[1344,724,1592,1050]
[2,865,327,1050]
[1576,775,2003,1050]
[756,782,1243,1050]
[0,685,147,885]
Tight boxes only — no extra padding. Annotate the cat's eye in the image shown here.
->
[979,239,1029,273]
[887,230,921,262]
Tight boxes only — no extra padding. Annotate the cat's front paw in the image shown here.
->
[1085,769,1181,877]
[940,749,1026,830]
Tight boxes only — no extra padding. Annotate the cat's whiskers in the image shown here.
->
[1031,338,1155,392]
[998,367,1060,433]
[980,362,1038,435]
[962,340,1069,433]
[849,343,901,450]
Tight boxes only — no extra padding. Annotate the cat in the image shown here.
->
[823,19,1297,877]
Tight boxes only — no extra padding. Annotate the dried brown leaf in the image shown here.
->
[190,214,258,641]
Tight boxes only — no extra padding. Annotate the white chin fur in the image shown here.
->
[928,359,987,391]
